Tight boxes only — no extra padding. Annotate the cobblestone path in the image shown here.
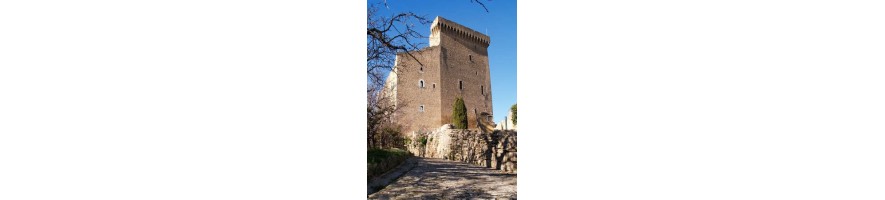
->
[369,158,516,199]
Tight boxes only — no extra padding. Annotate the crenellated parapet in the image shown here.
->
[429,16,490,47]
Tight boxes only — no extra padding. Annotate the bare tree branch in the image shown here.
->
[367,2,431,148]
[470,0,490,12]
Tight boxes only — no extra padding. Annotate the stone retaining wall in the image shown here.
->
[407,125,517,173]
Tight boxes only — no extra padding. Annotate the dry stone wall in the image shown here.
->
[408,125,517,173]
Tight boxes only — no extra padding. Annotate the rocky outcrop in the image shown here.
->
[408,125,517,173]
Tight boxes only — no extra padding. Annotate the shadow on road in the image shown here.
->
[369,158,516,200]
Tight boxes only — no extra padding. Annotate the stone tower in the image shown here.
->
[383,16,493,134]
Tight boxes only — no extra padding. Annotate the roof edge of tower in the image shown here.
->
[430,16,490,45]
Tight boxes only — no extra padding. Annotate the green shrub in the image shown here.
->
[452,97,468,129]
[367,148,410,164]
[510,104,517,125]
[367,148,412,181]
[419,136,428,146]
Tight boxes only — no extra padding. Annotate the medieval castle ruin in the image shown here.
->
[383,17,494,134]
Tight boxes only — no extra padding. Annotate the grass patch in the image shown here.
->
[367,148,412,181]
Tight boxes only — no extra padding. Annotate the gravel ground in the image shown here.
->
[368,158,516,200]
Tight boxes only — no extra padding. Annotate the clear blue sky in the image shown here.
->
[370,0,517,123]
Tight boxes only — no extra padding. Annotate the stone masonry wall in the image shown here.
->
[392,46,442,134]
[437,20,492,131]
[385,17,492,134]
[408,125,517,173]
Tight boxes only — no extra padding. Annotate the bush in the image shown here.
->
[372,125,405,150]
[418,136,428,146]
[452,97,468,129]
[367,148,412,181]
[510,104,517,125]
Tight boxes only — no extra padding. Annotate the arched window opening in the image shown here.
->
[419,105,425,112]
[419,80,425,88]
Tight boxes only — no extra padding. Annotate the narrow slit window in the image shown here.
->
[459,81,463,90]
[481,85,484,95]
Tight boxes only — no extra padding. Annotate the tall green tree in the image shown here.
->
[452,97,468,129]
[510,104,517,125]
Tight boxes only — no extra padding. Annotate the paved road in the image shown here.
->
[369,158,517,200]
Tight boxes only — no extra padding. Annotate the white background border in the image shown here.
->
[2,0,884,199]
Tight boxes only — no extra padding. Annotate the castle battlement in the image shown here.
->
[429,16,490,47]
